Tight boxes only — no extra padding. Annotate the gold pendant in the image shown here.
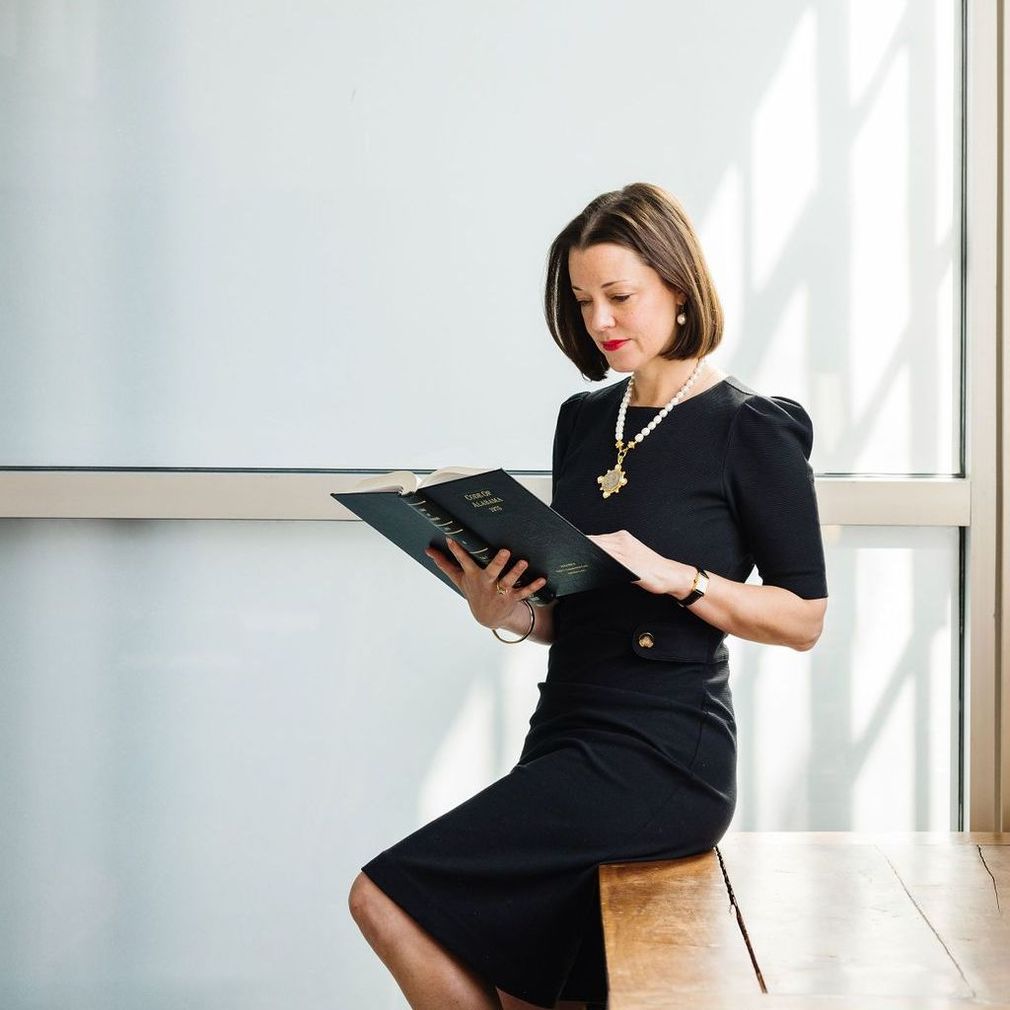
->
[598,440,634,499]
[597,463,628,499]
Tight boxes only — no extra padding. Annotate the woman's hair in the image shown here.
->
[544,182,724,381]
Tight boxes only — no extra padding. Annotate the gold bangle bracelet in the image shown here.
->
[492,598,536,644]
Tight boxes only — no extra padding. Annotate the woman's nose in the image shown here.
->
[589,302,615,332]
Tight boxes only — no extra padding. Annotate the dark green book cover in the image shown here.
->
[332,467,639,605]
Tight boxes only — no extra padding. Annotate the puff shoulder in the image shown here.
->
[722,392,827,599]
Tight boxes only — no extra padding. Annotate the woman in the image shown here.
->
[348,182,829,1010]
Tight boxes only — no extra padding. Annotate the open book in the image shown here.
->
[347,466,491,495]
[332,467,639,606]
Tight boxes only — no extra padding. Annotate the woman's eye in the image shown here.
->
[575,296,629,307]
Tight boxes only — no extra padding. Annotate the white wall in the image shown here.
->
[0,0,957,473]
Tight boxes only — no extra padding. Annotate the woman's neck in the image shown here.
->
[629,360,715,407]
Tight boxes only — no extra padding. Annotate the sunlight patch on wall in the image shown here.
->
[853,673,914,828]
[752,283,810,401]
[852,544,912,744]
[849,47,910,427]
[496,648,545,777]
[750,646,813,829]
[933,0,955,247]
[752,7,817,291]
[848,0,906,105]
[419,677,495,823]
[935,258,956,473]
[700,163,744,353]
[929,623,956,826]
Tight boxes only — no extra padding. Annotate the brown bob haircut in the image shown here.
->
[544,182,724,382]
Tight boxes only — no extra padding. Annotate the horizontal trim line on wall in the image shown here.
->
[0,471,971,525]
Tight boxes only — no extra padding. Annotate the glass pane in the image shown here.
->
[0,518,959,1006]
[711,0,961,477]
[0,2,959,472]
[0,518,475,1009]
[730,524,960,831]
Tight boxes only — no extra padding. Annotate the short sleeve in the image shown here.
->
[722,395,828,599]
[551,391,589,503]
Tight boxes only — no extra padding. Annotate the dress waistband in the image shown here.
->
[546,643,730,701]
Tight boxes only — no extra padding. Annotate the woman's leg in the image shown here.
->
[498,997,588,1010]
[349,871,502,1010]
[497,992,585,1010]
[497,997,587,1010]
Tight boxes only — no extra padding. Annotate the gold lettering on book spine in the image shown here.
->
[405,495,490,559]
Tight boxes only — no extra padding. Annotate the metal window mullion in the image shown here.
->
[967,0,1001,832]
[998,0,1010,833]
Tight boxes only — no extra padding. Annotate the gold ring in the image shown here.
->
[495,580,509,595]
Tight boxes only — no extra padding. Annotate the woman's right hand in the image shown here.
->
[424,538,547,629]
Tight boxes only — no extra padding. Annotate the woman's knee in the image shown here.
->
[348,871,387,942]
[349,870,431,959]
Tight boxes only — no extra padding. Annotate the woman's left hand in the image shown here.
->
[586,530,689,597]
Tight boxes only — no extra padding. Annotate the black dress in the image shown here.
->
[361,374,829,1008]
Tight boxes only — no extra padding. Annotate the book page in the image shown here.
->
[419,466,495,488]
[349,470,420,494]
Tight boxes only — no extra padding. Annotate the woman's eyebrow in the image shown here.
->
[571,279,631,291]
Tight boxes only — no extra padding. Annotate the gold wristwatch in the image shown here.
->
[675,567,709,607]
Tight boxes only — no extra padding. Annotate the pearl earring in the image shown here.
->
[676,308,687,325]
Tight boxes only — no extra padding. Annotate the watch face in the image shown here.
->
[696,571,710,593]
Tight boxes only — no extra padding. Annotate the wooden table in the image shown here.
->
[598,832,1010,1010]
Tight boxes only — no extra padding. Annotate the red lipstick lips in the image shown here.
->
[602,340,629,351]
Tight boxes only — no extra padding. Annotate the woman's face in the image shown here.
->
[568,243,684,368]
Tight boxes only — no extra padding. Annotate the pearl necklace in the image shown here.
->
[596,358,709,499]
